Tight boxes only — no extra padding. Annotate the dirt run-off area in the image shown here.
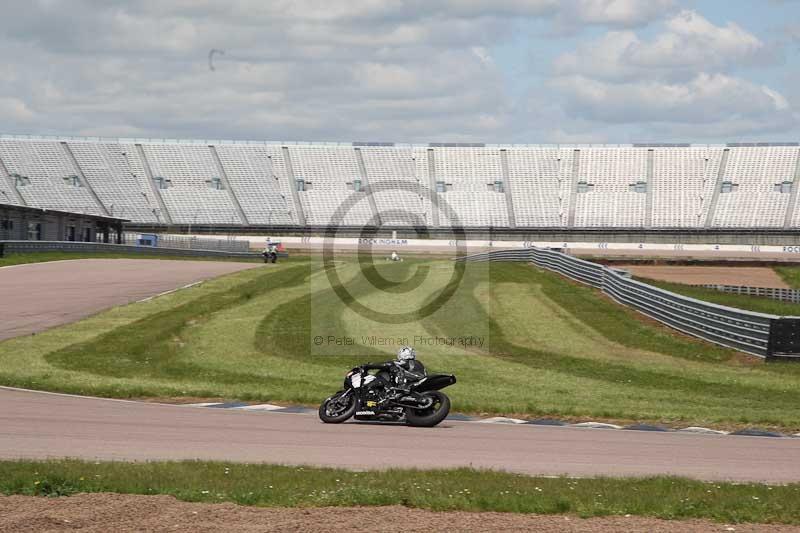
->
[617,265,790,289]
[1,494,798,533]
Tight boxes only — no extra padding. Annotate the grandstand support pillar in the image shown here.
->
[426,149,440,228]
[645,149,654,228]
[567,149,580,228]
[783,149,800,228]
[280,146,306,227]
[499,149,516,228]
[135,144,174,225]
[704,148,729,228]
[209,145,249,225]
[0,153,27,206]
[61,142,110,217]
[354,148,381,226]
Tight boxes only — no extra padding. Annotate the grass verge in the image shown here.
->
[775,266,800,289]
[1,460,798,524]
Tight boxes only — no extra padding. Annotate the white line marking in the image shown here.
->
[0,258,90,271]
[137,281,202,302]
[0,385,169,406]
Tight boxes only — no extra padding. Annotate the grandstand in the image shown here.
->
[2,136,800,233]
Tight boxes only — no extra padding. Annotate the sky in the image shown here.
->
[0,0,798,144]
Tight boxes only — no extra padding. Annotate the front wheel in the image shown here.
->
[405,391,450,427]
[318,391,356,423]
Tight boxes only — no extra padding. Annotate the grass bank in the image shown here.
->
[1,460,798,524]
[2,259,800,430]
[776,266,800,289]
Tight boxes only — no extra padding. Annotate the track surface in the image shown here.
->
[0,259,258,341]
[2,388,799,483]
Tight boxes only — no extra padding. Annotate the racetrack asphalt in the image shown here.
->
[2,387,799,483]
[0,259,259,341]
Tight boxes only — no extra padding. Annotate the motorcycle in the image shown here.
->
[318,365,456,427]
[262,249,277,263]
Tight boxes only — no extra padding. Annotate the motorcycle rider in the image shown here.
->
[361,346,426,392]
[262,242,278,263]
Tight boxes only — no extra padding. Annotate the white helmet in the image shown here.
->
[397,346,416,361]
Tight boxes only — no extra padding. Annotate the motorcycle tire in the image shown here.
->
[405,391,450,428]
[318,391,356,423]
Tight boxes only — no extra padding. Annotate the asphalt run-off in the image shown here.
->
[0,259,259,341]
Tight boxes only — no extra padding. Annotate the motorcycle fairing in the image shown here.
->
[411,374,456,392]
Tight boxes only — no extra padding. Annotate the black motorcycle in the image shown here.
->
[318,365,456,427]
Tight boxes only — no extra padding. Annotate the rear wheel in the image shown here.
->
[405,391,450,427]
[318,391,356,423]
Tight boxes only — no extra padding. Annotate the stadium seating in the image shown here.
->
[1,136,799,229]
[140,143,244,225]
[0,139,104,216]
[360,146,430,226]
[712,146,795,228]
[506,148,572,227]
[572,148,648,228]
[68,141,160,222]
[214,144,296,225]
[651,147,723,227]
[431,147,509,227]
[288,145,373,226]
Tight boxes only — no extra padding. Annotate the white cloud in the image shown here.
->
[567,0,676,28]
[471,46,493,66]
[554,10,770,82]
[547,8,796,140]
[630,10,767,70]
[552,73,792,128]
[0,1,793,143]
[554,31,642,80]
[0,97,36,122]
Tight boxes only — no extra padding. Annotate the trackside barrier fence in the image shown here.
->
[0,240,270,259]
[121,232,250,253]
[456,247,800,360]
[698,284,800,304]
[451,249,532,262]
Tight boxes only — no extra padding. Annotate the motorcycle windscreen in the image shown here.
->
[411,374,456,392]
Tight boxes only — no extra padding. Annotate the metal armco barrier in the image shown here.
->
[458,247,800,360]
[453,249,532,262]
[0,240,268,259]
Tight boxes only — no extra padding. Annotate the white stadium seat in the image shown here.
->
[1,137,798,229]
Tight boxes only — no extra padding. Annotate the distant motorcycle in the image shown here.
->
[262,249,277,263]
[319,362,456,427]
